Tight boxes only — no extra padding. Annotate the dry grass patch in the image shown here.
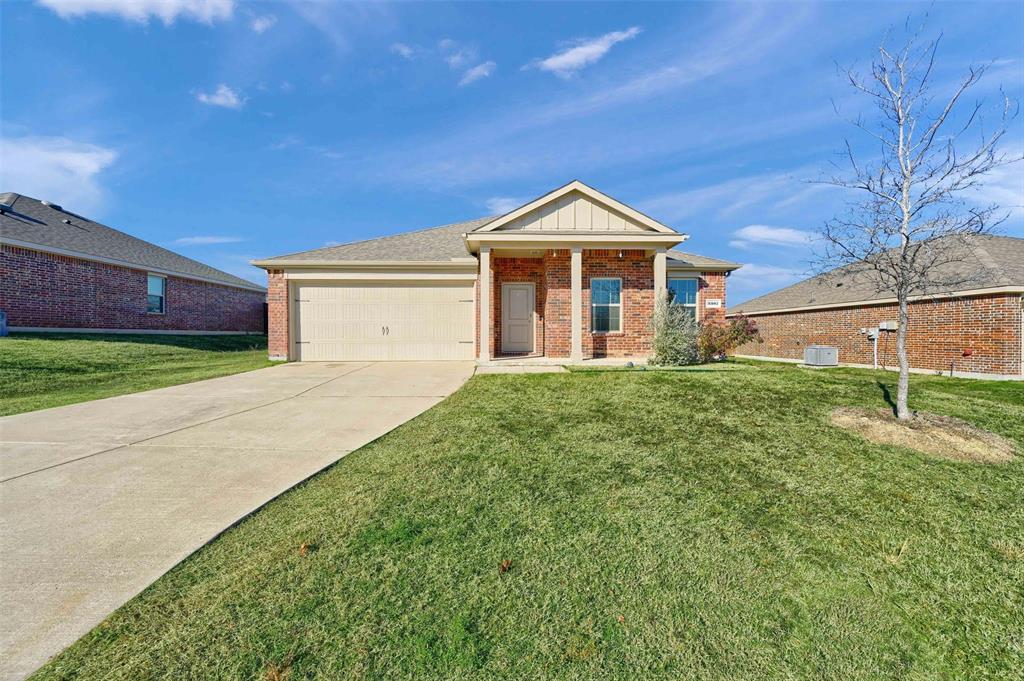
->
[830,407,1016,464]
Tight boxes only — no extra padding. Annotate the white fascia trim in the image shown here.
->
[667,264,740,272]
[474,180,679,234]
[2,238,267,293]
[10,327,262,336]
[464,232,685,252]
[284,271,477,282]
[727,286,1024,317]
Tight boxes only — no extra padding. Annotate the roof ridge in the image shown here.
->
[262,215,496,261]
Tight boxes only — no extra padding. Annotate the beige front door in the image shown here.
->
[501,282,535,353]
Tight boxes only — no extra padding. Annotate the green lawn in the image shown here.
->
[0,333,272,416]
[33,363,1024,679]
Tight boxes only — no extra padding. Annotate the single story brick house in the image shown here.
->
[728,234,1024,379]
[253,181,740,362]
[0,192,266,334]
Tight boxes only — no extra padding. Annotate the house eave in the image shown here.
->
[464,231,687,253]
[251,258,478,271]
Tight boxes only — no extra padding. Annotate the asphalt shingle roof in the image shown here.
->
[730,234,1024,315]
[258,217,494,263]
[667,250,741,270]
[257,217,740,270]
[0,193,264,291]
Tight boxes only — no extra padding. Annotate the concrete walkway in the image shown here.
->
[0,361,474,680]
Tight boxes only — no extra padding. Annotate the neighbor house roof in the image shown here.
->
[254,217,493,265]
[0,193,265,292]
[729,234,1024,315]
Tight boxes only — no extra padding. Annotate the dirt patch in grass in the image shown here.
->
[830,407,1016,464]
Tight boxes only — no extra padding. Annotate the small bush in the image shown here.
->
[649,296,700,366]
[697,316,760,363]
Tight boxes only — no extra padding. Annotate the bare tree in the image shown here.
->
[818,23,1019,420]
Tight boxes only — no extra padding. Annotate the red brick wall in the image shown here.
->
[582,250,655,358]
[543,250,571,357]
[491,256,546,355]
[266,269,289,359]
[478,252,733,360]
[733,293,1023,376]
[0,245,265,333]
[699,272,727,323]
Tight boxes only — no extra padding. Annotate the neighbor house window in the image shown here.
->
[668,277,698,321]
[147,274,166,314]
[591,277,622,332]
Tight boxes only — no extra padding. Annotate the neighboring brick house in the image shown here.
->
[728,235,1024,379]
[0,193,266,334]
[252,180,739,362]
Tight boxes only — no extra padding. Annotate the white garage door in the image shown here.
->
[292,282,476,361]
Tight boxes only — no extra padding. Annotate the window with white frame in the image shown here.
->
[147,274,166,314]
[668,277,698,321]
[591,277,622,332]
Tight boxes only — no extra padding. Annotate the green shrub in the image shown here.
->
[697,315,760,362]
[649,296,700,365]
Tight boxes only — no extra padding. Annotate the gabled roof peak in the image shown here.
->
[474,180,680,235]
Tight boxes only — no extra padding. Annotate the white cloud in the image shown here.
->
[195,84,245,109]
[172,235,244,246]
[528,26,641,78]
[971,160,1024,221]
[459,61,496,87]
[437,39,495,87]
[729,225,814,250]
[484,197,523,214]
[390,42,415,59]
[250,13,276,34]
[641,170,828,224]
[0,135,117,214]
[441,42,477,70]
[729,263,805,292]
[36,0,233,24]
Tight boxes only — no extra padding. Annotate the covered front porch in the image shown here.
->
[476,246,672,362]
[463,180,690,363]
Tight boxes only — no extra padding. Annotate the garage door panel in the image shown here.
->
[293,282,475,361]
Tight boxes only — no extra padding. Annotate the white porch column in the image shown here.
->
[654,248,667,303]
[479,246,491,362]
[570,246,583,361]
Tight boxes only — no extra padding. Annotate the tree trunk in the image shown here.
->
[895,294,911,420]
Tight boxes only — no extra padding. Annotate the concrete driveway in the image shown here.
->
[0,361,474,680]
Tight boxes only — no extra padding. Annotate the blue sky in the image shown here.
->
[2,0,1022,302]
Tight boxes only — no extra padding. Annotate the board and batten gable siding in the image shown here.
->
[496,190,652,232]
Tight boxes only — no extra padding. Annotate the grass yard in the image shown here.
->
[0,333,272,416]
[33,362,1024,679]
